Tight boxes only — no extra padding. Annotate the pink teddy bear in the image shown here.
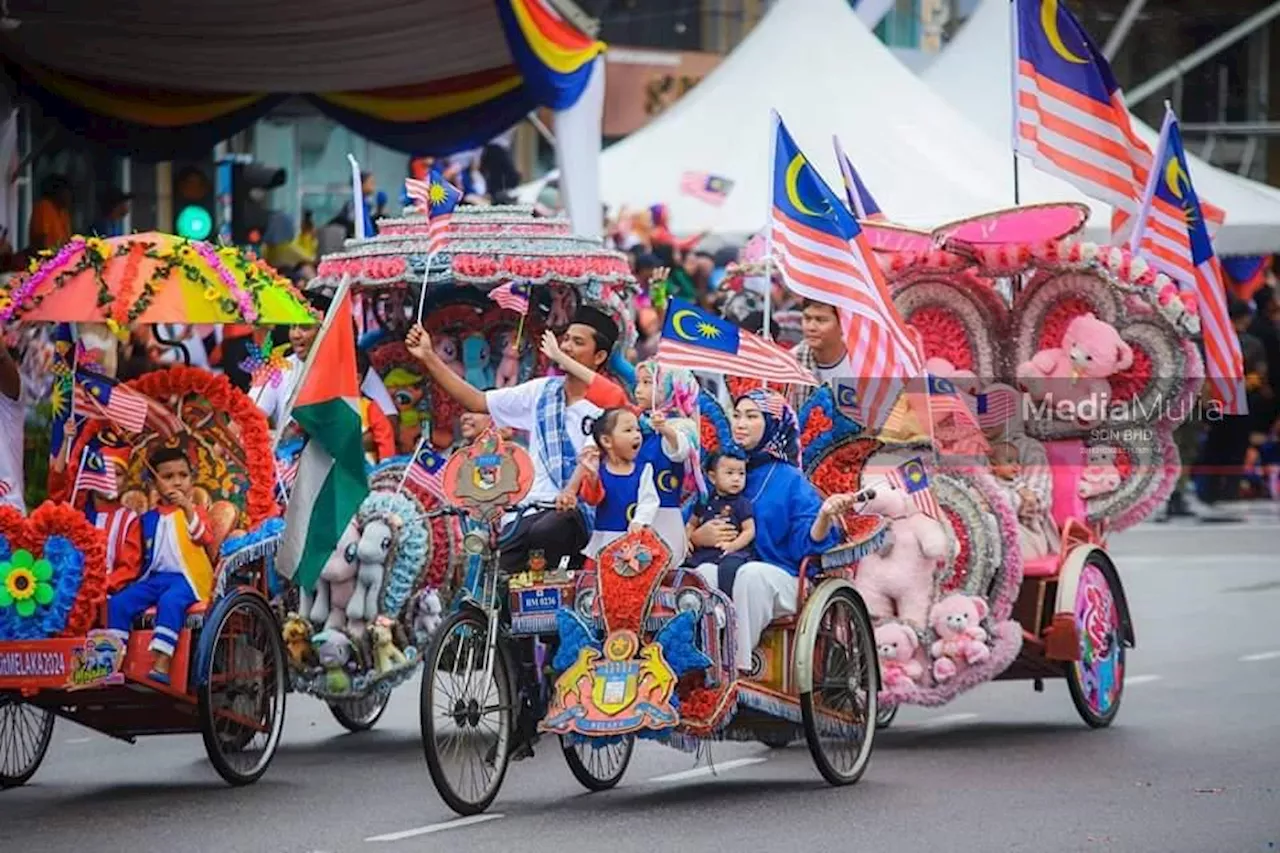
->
[1017,313,1134,424]
[1079,444,1122,499]
[929,594,991,682]
[852,479,952,629]
[875,621,924,698]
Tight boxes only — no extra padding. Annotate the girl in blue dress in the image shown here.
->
[577,408,660,560]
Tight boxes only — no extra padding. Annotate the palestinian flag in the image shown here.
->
[276,283,368,589]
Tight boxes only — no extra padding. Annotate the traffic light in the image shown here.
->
[230,162,286,247]
[172,159,216,241]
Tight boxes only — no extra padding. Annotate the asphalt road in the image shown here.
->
[3,509,1278,853]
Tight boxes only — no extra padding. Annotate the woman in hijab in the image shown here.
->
[686,389,851,674]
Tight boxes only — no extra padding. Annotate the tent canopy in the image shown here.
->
[1,0,604,157]
[519,0,1111,240]
[923,0,1280,255]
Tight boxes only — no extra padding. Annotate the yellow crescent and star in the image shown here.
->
[1040,0,1087,64]
[1163,154,1198,224]
[784,154,829,218]
[671,308,724,342]
[657,470,680,492]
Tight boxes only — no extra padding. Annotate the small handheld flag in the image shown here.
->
[422,169,462,255]
[405,445,449,504]
[74,439,119,498]
[489,281,531,315]
[884,456,941,521]
[657,299,817,386]
[679,171,734,207]
[832,136,884,221]
[72,370,148,434]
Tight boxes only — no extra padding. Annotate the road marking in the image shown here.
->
[896,712,978,731]
[1117,554,1275,565]
[65,737,91,744]
[648,756,768,783]
[365,814,504,843]
[1239,650,1280,663]
[1126,674,1162,685]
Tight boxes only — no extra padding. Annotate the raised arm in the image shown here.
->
[541,330,599,387]
[405,323,488,413]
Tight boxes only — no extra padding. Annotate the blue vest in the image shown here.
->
[639,432,684,510]
[595,462,648,534]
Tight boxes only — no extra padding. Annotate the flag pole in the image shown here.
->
[272,274,354,454]
[1009,0,1022,205]
[763,110,780,344]
[1128,102,1176,255]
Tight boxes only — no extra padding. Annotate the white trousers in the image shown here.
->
[693,561,798,671]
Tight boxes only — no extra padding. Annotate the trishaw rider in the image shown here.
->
[687,389,853,674]
[405,305,620,572]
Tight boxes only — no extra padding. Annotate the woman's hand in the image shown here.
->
[689,519,734,548]
[820,494,855,519]
[405,324,434,363]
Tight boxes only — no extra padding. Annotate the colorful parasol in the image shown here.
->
[0,233,317,328]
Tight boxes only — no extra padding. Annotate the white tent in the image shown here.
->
[519,0,1110,240]
[923,0,1280,255]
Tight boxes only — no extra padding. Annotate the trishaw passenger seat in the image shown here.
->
[131,601,209,632]
[1021,439,1089,579]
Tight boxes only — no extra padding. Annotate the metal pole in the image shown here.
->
[1103,0,1148,60]
[526,111,557,148]
[1124,1,1280,107]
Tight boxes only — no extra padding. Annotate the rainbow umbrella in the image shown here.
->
[0,233,316,327]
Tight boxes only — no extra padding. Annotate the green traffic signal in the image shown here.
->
[176,204,213,240]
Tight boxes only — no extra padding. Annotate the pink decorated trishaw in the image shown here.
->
[763,203,1201,728]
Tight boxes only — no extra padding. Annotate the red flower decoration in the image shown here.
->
[725,376,763,399]
[1113,446,1133,480]
[808,438,880,498]
[938,505,971,596]
[1038,296,1096,350]
[0,502,108,637]
[595,529,671,635]
[699,416,722,455]
[801,408,833,449]
[1107,344,1152,403]
[909,306,973,370]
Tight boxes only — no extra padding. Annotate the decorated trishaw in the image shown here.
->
[271,205,643,732]
[753,203,1201,729]
[0,233,309,787]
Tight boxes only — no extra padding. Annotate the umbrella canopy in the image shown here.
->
[0,233,316,326]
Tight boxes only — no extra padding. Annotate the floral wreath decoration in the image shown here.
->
[369,460,463,594]
[0,503,107,641]
[0,235,316,329]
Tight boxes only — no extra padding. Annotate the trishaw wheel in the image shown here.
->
[875,704,899,729]
[329,692,391,732]
[1065,554,1126,729]
[0,698,54,789]
[198,592,287,786]
[800,588,877,786]
[560,735,633,791]
[421,609,512,816]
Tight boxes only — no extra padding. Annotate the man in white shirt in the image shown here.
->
[405,305,619,574]
[789,298,856,412]
[0,340,25,513]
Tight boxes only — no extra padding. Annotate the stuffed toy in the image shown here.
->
[461,331,494,389]
[1079,445,1122,499]
[370,616,408,674]
[303,519,361,633]
[408,588,444,641]
[928,594,991,682]
[282,613,317,670]
[925,356,980,396]
[349,513,400,628]
[851,481,951,628]
[875,621,924,697]
[433,334,464,379]
[312,629,354,693]
[493,329,522,388]
[1017,313,1134,422]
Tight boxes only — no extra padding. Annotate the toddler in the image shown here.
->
[577,408,659,559]
[990,441,1058,558]
[685,450,757,594]
[106,445,217,684]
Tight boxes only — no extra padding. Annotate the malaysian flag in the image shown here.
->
[911,374,989,457]
[883,457,942,522]
[421,168,462,255]
[1011,0,1222,241]
[405,445,449,503]
[404,176,431,211]
[275,452,299,491]
[74,439,119,498]
[972,385,1020,431]
[679,171,734,207]
[489,281,531,315]
[1130,108,1246,415]
[769,113,922,427]
[73,370,148,433]
[658,298,817,386]
[832,136,885,221]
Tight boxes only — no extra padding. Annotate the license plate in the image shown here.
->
[519,588,561,613]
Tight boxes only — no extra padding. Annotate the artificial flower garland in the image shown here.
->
[0,503,107,640]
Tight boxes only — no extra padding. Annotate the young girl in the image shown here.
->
[542,332,699,557]
[577,408,660,560]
